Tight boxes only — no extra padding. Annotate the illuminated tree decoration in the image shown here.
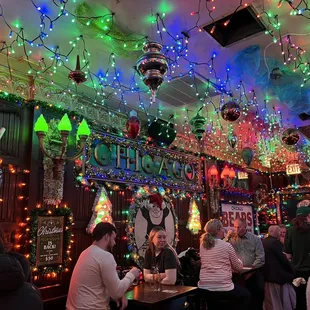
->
[187,199,201,235]
[86,186,113,234]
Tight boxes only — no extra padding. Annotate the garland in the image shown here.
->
[43,119,64,205]
[126,186,179,268]
[27,207,74,275]
[0,90,97,126]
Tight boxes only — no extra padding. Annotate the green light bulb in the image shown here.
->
[77,119,91,137]
[58,113,72,132]
[34,114,48,133]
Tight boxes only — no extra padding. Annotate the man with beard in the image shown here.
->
[66,222,140,310]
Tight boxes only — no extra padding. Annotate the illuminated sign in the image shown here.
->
[82,133,203,192]
[238,171,248,179]
[286,164,301,175]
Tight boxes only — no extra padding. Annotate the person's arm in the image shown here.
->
[228,244,243,273]
[252,236,265,268]
[100,254,135,301]
[161,269,177,285]
[274,241,294,273]
[160,248,178,285]
[143,249,153,282]
[283,229,293,261]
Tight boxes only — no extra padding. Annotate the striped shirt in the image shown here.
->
[198,239,243,291]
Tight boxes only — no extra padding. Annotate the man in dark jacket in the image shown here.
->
[262,225,296,310]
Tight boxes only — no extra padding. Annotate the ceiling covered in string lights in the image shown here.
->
[1,0,310,172]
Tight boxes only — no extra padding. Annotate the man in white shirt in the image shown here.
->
[66,222,140,310]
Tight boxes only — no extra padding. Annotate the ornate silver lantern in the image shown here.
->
[136,42,168,102]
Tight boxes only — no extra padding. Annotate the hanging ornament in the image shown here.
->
[126,110,140,139]
[86,186,113,234]
[136,42,168,102]
[281,128,300,146]
[242,147,254,166]
[190,113,206,141]
[228,132,238,148]
[187,199,201,235]
[220,101,241,122]
[68,55,87,84]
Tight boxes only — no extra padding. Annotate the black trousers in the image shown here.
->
[294,270,310,310]
[245,271,265,310]
[199,284,250,310]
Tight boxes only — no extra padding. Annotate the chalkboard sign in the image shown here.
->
[36,216,64,266]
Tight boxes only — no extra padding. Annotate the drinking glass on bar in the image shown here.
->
[151,266,161,291]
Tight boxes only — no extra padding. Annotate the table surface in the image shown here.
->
[125,282,198,306]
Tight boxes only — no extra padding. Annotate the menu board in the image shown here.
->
[36,216,64,266]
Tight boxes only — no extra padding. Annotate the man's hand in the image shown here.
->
[129,267,141,279]
[116,296,128,310]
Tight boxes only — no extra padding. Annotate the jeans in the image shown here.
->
[199,284,250,310]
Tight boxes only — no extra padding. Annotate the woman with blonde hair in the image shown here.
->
[199,219,250,309]
[143,226,181,285]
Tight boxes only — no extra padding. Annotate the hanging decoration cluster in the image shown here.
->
[187,199,201,235]
[86,186,113,234]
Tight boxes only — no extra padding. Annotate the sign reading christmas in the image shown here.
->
[82,133,202,192]
[36,216,64,266]
[221,203,254,233]
[286,163,301,175]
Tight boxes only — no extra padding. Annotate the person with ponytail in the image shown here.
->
[198,219,250,309]
[143,226,181,285]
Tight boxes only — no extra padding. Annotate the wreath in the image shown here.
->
[126,187,179,268]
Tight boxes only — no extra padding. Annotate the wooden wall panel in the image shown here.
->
[0,108,20,158]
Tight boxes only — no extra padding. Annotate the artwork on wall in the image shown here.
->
[126,186,178,267]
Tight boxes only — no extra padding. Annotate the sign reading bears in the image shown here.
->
[221,203,254,233]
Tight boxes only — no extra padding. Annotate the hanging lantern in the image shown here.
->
[136,42,168,102]
[220,101,241,122]
[228,132,238,148]
[281,128,300,146]
[242,147,254,166]
[190,113,206,141]
[68,55,87,84]
[126,110,140,139]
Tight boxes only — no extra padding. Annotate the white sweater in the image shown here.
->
[66,245,135,310]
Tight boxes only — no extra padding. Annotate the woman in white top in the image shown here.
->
[199,219,250,310]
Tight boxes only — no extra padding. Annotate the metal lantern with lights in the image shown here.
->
[34,114,91,179]
[135,42,168,102]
